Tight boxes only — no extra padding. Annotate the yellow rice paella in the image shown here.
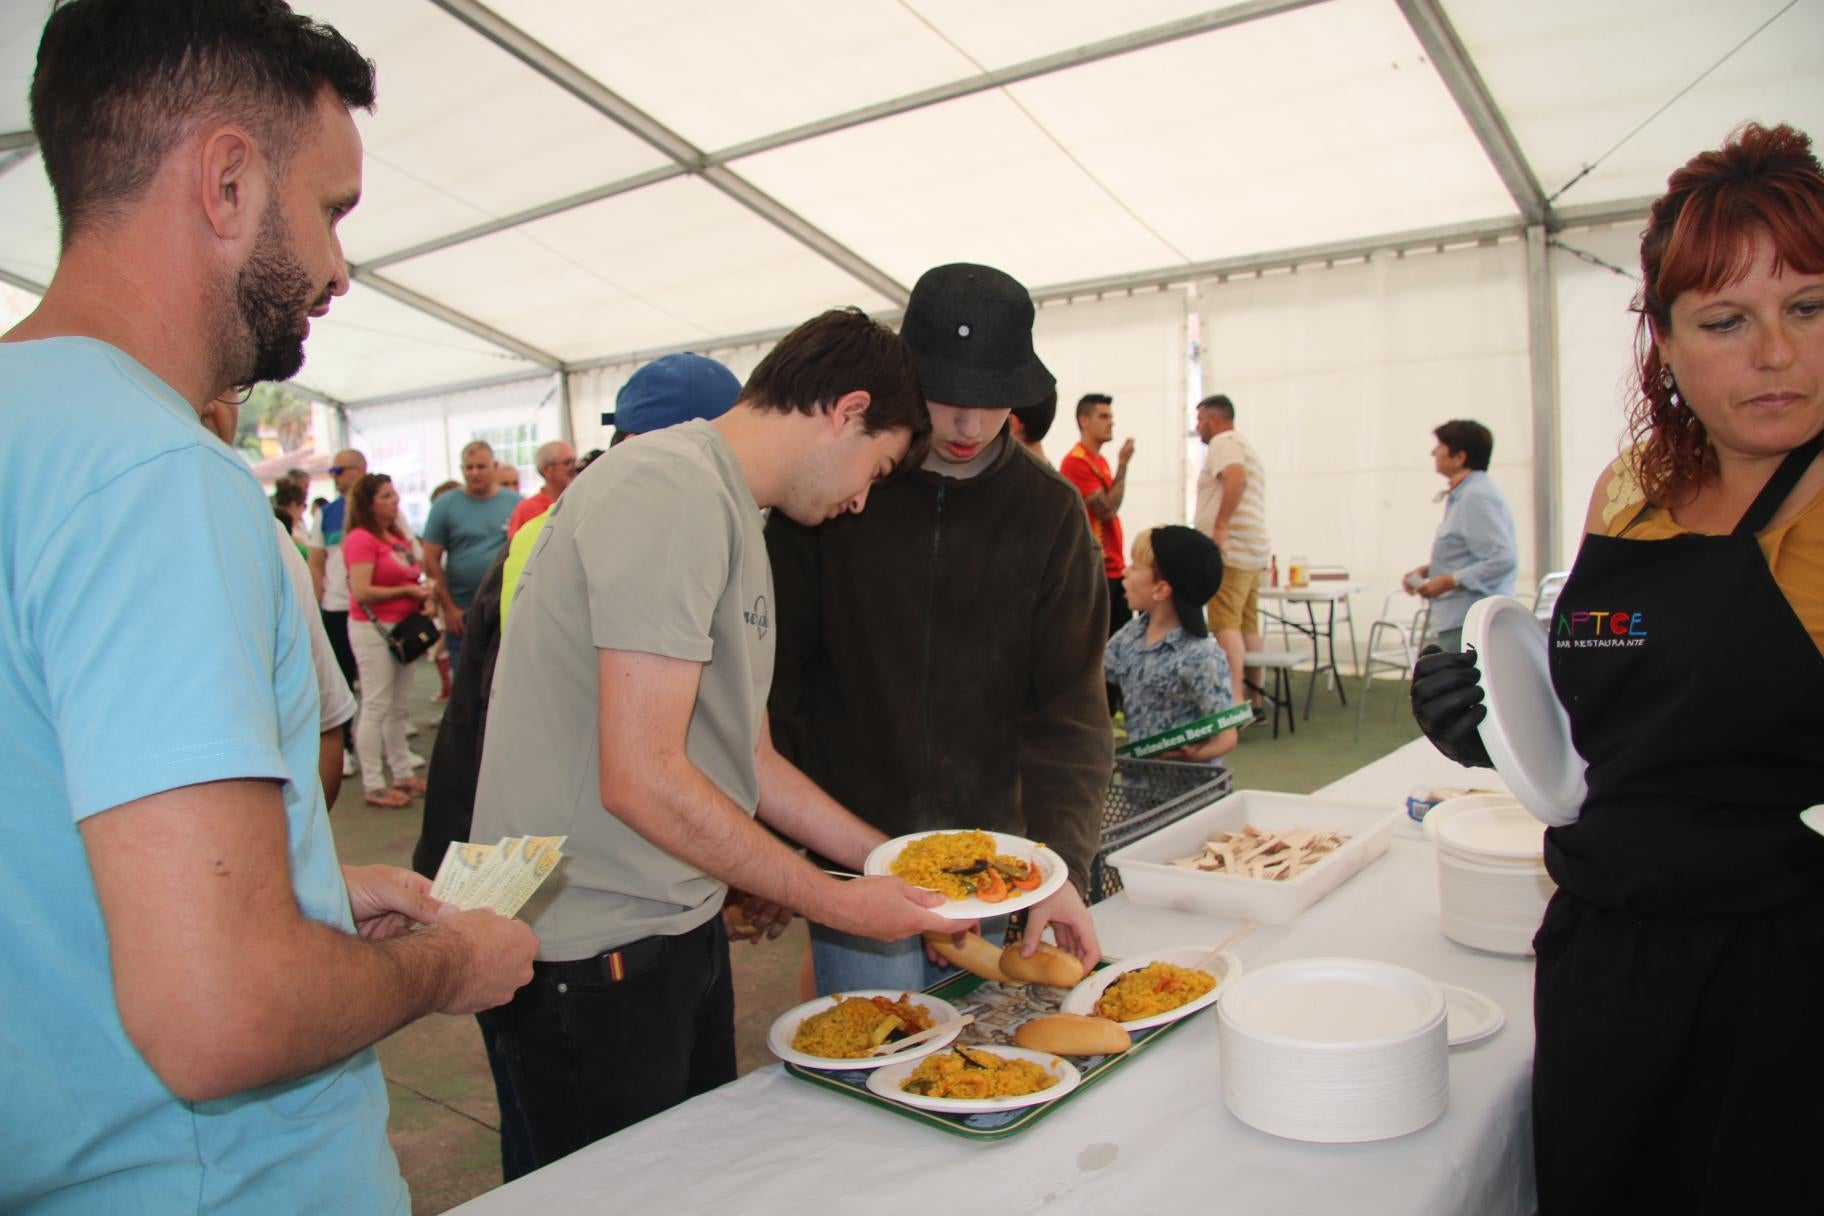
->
[901,1046,1060,1099]
[790,994,935,1059]
[1095,961,1217,1022]
[889,830,1043,901]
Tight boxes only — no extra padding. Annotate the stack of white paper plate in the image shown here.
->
[1425,795,1556,956]
[1217,958,1448,1143]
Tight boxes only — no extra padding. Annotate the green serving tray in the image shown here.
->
[782,961,1204,1141]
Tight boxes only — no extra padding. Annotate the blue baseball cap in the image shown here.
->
[602,353,742,436]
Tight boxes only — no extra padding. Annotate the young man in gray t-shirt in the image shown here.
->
[472,308,959,1175]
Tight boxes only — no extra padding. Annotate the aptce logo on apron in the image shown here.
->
[1554,609,1647,650]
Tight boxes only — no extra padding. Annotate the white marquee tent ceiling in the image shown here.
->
[1,0,1819,406]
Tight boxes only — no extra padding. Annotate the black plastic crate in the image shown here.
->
[1087,757,1233,903]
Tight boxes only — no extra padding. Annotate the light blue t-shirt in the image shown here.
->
[1426,470,1519,635]
[0,339,405,1214]
[422,486,519,608]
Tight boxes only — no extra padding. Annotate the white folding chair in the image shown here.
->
[1353,592,1431,741]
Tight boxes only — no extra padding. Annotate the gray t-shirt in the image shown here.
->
[473,420,774,960]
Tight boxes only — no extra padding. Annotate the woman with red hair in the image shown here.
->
[1414,122,1824,1212]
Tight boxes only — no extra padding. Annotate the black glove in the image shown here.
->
[1409,644,1493,770]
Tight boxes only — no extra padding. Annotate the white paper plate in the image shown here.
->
[1465,596,1587,828]
[1425,797,1546,862]
[1801,806,1824,836]
[1058,946,1243,1031]
[864,1045,1079,1113]
[766,990,962,1071]
[1218,957,1446,1050]
[863,830,1068,920]
[1437,983,1504,1047]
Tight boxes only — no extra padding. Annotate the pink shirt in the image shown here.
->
[343,528,423,624]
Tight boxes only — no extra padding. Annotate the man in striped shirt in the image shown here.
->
[1195,394,1271,711]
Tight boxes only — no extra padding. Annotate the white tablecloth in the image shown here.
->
[450,741,1536,1215]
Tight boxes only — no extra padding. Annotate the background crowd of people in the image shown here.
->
[4,2,1818,1214]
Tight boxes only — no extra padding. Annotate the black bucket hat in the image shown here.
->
[899,263,1056,409]
[1149,525,1226,639]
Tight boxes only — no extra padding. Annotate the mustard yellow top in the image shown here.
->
[1600,455,1824,651]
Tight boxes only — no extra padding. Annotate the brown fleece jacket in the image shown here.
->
[765,437,1114,889]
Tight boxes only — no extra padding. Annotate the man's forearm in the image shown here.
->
[1085,473,1127,520]
[217,919,468,1095]
[754,744,885,872]
[1104,467,1129,514]
[605,752,839,917]
[1215,468,1245,529]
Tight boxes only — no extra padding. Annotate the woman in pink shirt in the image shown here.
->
[345,474,433,808]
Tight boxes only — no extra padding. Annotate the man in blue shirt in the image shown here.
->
[0,4,536,1211]
[423,438,521,671]
[1406,419,1520,651]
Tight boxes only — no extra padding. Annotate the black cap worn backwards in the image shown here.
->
[1149,525,1225,638]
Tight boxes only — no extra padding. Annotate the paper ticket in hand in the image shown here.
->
[430,836,566,916]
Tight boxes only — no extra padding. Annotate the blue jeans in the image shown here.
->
[810,918,1008,996]
[443,629,463,674]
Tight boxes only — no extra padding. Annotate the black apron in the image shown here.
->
[1533,438,1824,1214]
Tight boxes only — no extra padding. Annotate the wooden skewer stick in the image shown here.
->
[1190,919,1257,974]
[867,1015,975,1057]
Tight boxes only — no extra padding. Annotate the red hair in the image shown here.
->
[1627,122,1824,505]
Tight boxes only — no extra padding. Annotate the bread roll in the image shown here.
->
[922,930,1014,984]
[999,940,1086,988]
[1014,1013,1131,1056]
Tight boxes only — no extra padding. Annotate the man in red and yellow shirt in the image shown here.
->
[1061,393,1135,636]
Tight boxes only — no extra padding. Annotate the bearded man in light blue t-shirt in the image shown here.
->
[0,4,537,1212]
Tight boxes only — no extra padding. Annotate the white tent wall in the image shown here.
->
[1196,238,1537,662]
[1550,223,1649,567]
[343,373,560,529]
[1034,289,1190,555]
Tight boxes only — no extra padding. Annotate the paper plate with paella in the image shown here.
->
[863,829,1068,919]
[1058,945,1242,1032]
[864,1044,1080,1114]
[768,990,965,1071]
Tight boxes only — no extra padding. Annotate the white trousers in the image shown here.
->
[347,616,419,792]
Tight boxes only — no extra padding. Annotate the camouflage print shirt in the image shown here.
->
[1104,614,1234,759]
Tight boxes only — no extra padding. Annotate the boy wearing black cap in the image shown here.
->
[1106,526,1240,765]
[767,263,1113,995]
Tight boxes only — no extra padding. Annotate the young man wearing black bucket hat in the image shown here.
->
[767,263,1114,993]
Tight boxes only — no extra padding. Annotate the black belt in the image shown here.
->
[536,916,715,986]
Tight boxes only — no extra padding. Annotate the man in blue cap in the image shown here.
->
[605,351,744,447]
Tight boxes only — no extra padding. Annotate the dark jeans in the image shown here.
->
[321,608,357,745]
[475,1014,533,1183]
[480,915,736,1179]
[1106,577,1132,714]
